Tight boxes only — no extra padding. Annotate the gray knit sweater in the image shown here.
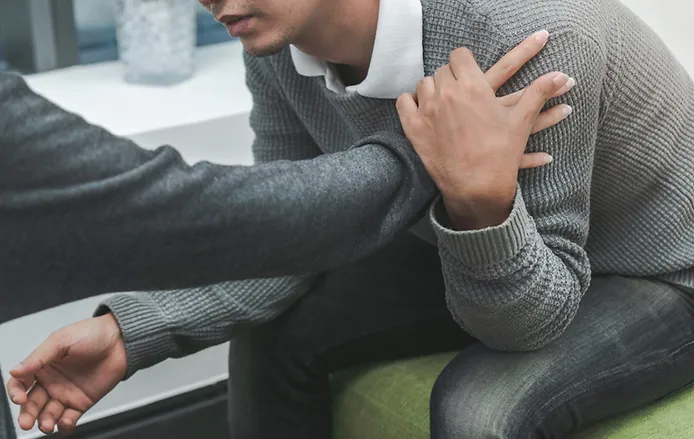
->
[101,0,694,375]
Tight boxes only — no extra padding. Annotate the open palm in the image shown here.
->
[6,314,127,434]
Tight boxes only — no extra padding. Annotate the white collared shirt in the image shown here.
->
[290,0,424,99]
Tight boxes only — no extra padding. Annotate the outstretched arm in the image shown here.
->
[0,71,434,321]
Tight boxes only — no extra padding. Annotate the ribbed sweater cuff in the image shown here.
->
[430,187,534,267]
[94,294,176,380]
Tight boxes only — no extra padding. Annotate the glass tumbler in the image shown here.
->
[113,0,196,86]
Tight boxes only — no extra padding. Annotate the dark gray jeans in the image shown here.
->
[227,233,694,439]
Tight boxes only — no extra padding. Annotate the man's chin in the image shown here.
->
[241,39,288,58]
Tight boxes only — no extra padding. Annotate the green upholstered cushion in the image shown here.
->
[331,353,694,439]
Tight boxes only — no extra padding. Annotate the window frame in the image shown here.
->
[0,0,78,73]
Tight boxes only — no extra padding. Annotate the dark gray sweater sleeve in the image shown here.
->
[0,71,435,321]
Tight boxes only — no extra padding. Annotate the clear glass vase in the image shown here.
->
[113,0,196,86]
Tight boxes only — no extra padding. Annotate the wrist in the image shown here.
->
[99,313,128,380]
[99,312,123,336]
[442,194,514,230]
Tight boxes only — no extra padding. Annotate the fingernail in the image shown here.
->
[553,73,569,87]
[534,30,549,44]
[566,77,576,91]
[562,105,573,116]
[544,155,554,164]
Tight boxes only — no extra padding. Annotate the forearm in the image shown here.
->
[0,73,434,321]
[93,275,314,377]
[432,192,591,351]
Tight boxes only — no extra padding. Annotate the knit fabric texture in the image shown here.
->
[102,0,694,375]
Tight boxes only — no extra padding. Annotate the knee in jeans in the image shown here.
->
[430,368,529,439]
[239,319,326,374]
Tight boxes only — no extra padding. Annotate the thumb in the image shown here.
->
[10,332,70,377]
[516,72,570,120]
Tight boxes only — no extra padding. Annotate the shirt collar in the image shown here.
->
[290,0,424,99]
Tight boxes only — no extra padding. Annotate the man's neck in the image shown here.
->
[292,0,380,75]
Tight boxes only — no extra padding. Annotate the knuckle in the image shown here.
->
[422,102,436,117]
[540,89,552,103]
[415,79,426,94]
[440,88,458,104]
[461,80,474,91]
[498,60,513,73]
[408,118,425,132]
[71,397,91,412]
[541,87,552,101]
[395,95,408,111]
[533,83,551,102]
[417,77,432,94]
[48,330,63,342]
[401,114,418,131]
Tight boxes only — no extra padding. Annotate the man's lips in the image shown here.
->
[218,14,254,37]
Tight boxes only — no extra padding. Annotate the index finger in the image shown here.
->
[11,332,68,378]
[485,30,549,91]
[516,72,570,122]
